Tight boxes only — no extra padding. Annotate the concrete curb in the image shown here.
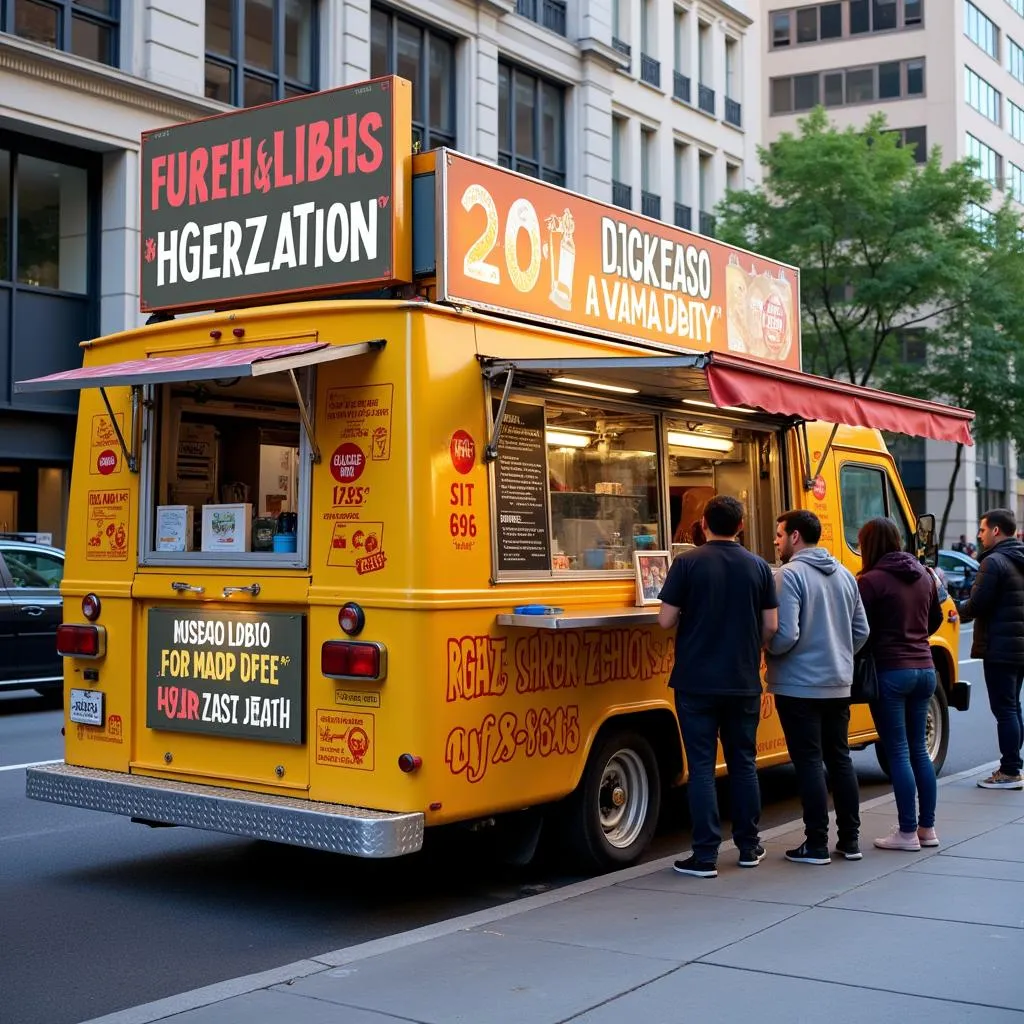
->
[79,758,1000,1024]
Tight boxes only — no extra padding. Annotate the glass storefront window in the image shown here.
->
[0,150,9,281]
[546,404,661,572]
[16,156,88,293]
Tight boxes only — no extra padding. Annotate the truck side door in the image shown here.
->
[834,455,914,573]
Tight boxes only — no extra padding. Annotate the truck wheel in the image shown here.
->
[874,681,949,778]
[562,730,661,872]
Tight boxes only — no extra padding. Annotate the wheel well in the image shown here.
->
[592,709,683,789]
[931,646,952,694]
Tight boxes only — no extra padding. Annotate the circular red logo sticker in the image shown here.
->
[761,292,788,354]
[97,449,118,475]
[329,443,366,483]
[450,430,476,475]
[813,475,827,501]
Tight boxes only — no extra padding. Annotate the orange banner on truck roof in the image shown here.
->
[436,151,801,371]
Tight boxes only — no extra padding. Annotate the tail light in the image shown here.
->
[57,624,107,659]
[321,640,387,681]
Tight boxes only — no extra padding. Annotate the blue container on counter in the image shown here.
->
[272,532,297,553]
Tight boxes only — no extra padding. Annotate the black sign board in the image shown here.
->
[146,608,305,744]
[140,77,412,313]
[494,399,552,572]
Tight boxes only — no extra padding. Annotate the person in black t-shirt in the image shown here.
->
[658,495,778,878]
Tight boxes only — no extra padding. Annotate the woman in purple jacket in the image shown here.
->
[857,518,944,851]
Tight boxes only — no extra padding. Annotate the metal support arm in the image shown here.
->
[484,364,516,462]
[99,385,140,474]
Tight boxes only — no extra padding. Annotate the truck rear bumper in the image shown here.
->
[26,763,424,858]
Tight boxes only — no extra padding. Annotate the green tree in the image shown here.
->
[716,107,1024,543]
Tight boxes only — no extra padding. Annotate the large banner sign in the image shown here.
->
[437,152,801,370]
[140,77,412,313]
[147,608,305,744]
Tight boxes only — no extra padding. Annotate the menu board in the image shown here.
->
[493,400,551,572]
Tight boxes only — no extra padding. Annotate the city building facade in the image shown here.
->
[0,0,758,543]
[762,0,1024,540]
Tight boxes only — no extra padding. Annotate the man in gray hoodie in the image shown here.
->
[767,509,870,865]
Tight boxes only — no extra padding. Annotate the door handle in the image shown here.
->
[23,606,45,617]
[171,581,205,594]
[222,583,261,599]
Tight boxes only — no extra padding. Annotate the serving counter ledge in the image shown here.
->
[496,607,661,630]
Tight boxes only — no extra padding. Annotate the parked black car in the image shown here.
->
[0,539,64,699]
[937,548,979,601]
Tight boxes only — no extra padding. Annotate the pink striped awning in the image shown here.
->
[15,340,382,393]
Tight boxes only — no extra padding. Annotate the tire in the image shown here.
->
[873,679,949,777]
[561,729,661,872]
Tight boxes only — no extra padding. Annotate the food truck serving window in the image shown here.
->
[140,369,313,567]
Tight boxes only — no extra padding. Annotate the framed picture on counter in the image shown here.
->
[634,550,671,606]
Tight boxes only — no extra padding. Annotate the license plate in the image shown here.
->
[69,688,104,726]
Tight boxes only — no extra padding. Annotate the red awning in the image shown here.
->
[15,340,383,393]
[705,353,974,446]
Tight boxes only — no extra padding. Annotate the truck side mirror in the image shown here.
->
[916,513,937,566]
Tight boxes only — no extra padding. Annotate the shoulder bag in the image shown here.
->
[851,649,878,704]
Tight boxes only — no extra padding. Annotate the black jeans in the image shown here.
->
[675,691,761,862]
[775,695,860,849]
[983,661,1024,776]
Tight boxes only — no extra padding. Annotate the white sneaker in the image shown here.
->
[917,827,939,847]
[874,826,921,851]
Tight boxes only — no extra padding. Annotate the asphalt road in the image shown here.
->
[0,625,997,1024]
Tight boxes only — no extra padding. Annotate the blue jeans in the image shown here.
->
[983,662,1024,776]
[675,692,761,862]
[871,668,937,832]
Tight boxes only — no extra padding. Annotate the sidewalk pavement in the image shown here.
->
[85,762,1024,1024]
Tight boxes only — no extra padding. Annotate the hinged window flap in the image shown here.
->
[99,385,141,474]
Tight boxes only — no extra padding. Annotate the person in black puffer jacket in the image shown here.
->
[957,508,1024,790]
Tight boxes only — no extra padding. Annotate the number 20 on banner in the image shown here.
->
[461,185,543,294]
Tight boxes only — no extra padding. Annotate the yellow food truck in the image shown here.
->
[22,78,973,870]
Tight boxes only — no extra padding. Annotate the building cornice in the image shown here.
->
[578,36,632,72]
[0,35,229,128]
[698,0,753,30]
[476,0,516,14]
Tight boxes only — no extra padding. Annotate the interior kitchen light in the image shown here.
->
[551,376,640,394]
[546,429,592,448]
[682,399,754,414]
[667,430,734,453]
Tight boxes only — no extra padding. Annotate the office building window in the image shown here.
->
[771,11,790,46]
[371,6,456,149]
[1009,37,1024,82]
[965,66,1001,123]
[498,62,566,186]
[1,0,119,66]
[965,133,1003,187]
[770,59,925,114]
[965,1,999,58]
[1009,162,1024,203]
[1011,99,1024,141]
[967,202,994,231]
[205,0,316,107]
[893,125,927,163]
[771,1,920,46]
[1009,0,1024,17]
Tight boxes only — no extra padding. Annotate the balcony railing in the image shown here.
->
[698,83,715,115]
[674,203,692,231]
[640,53,661,88]
[612,180,632,210]
[641,191,661,219]
[673,71,691,103]
[515,0,567,36]
[725,97,742,127]
[612,36,631,59]
[699,210,716,237]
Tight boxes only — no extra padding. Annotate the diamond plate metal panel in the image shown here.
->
[27,764,423,858]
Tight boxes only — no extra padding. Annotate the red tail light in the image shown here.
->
[57,624,106,659]
[321,640,387,681]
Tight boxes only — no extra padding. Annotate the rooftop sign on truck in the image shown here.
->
[140,77,412,313]
[438,151,801,370]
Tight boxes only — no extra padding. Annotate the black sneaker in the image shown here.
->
[785,842,831,865]
[738,844,767,867]
[835,839,863,861]
[673,855,718,878]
